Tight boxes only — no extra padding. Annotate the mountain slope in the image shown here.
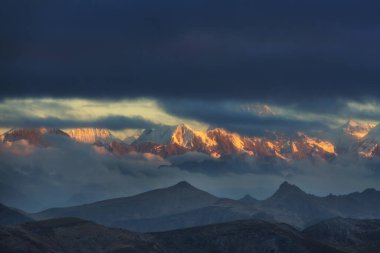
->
[0,203,33,225]
[322,188,380,218]
[239,194,258,204]
[260,182,380,228]
[0,218,164,253]
[33,181,219,228]
[154,219,344,253]
[134,125,178,145]
[0,217,350,253]
[32,181,380,232]
[290,132,337,160]
[65,128,118,144]
[260,182,339,228]
[133,124,338,160]
[303,217,380,253]
[343,120,376,140]
[133,124,218,157]
[351,124,380,158]
[115,198,257,232]
[1,128,69,146]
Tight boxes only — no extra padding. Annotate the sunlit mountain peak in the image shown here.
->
[171,124,217,149]
[1,128,69,145]
[293,132,337,158]
[65,128,118,144]
[343,120,376,139]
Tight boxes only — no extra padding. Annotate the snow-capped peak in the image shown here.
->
[1,128,69,145]
[134,125,178,145]
[343,120,376,139]
[171,124,217,149]
[65,128,117,144]
[134,124,216,149]
[296,132,336,155]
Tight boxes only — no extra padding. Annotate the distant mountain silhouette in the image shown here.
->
[117,199,255,232]
[0,203,33,225]
[34,181,219,228]
[32,181,380,232]
[260,181,340,228]
[270,181,306,198]
[238,194,258,204]
[0,217,347,253]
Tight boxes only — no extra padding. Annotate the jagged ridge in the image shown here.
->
[3,120,380,159]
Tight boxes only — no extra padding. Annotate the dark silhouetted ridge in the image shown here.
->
[0,217,163,253]
[33,181,219,229]
[0,203,33,225]
[270,181,307,199]
[171,181,195,189]
[303,217,380,253]
[239,194,257,204]
[154,219,343,253]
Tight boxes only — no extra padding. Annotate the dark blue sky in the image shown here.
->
[1,0,380,102]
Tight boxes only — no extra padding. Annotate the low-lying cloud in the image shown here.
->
[1,136,380,213]
[0,114,160,130]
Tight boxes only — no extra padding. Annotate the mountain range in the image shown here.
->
[31,181,380,231]
[2,216,380,253]
[2,119,380,160]
[2,182,380,253]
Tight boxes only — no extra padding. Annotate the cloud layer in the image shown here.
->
[0,115,158,130]
[1,135,380,212]
[158,99,333,135]
[1,0,380,101]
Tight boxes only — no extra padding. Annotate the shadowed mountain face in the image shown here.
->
[154,219,344,253]
[33,181,219,229]
[259,182,341,228]
[303,218,380,253]
[0,218,345,253]
[259,182,380,228]
[31,181,380,232]
[0,203,33,225]
[116,199,256,232]
[0,218,164,253]
[238,194,258,204]
[1,128,69,146]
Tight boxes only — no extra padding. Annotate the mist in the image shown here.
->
[1,135,380,212]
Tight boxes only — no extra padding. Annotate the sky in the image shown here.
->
[1,0,380,134]
[2,0,380,211]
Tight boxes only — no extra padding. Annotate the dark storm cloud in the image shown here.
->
[158,100,330,135]
[1,0,380,101]
[272,98,380,122]
[0,115,159,130]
